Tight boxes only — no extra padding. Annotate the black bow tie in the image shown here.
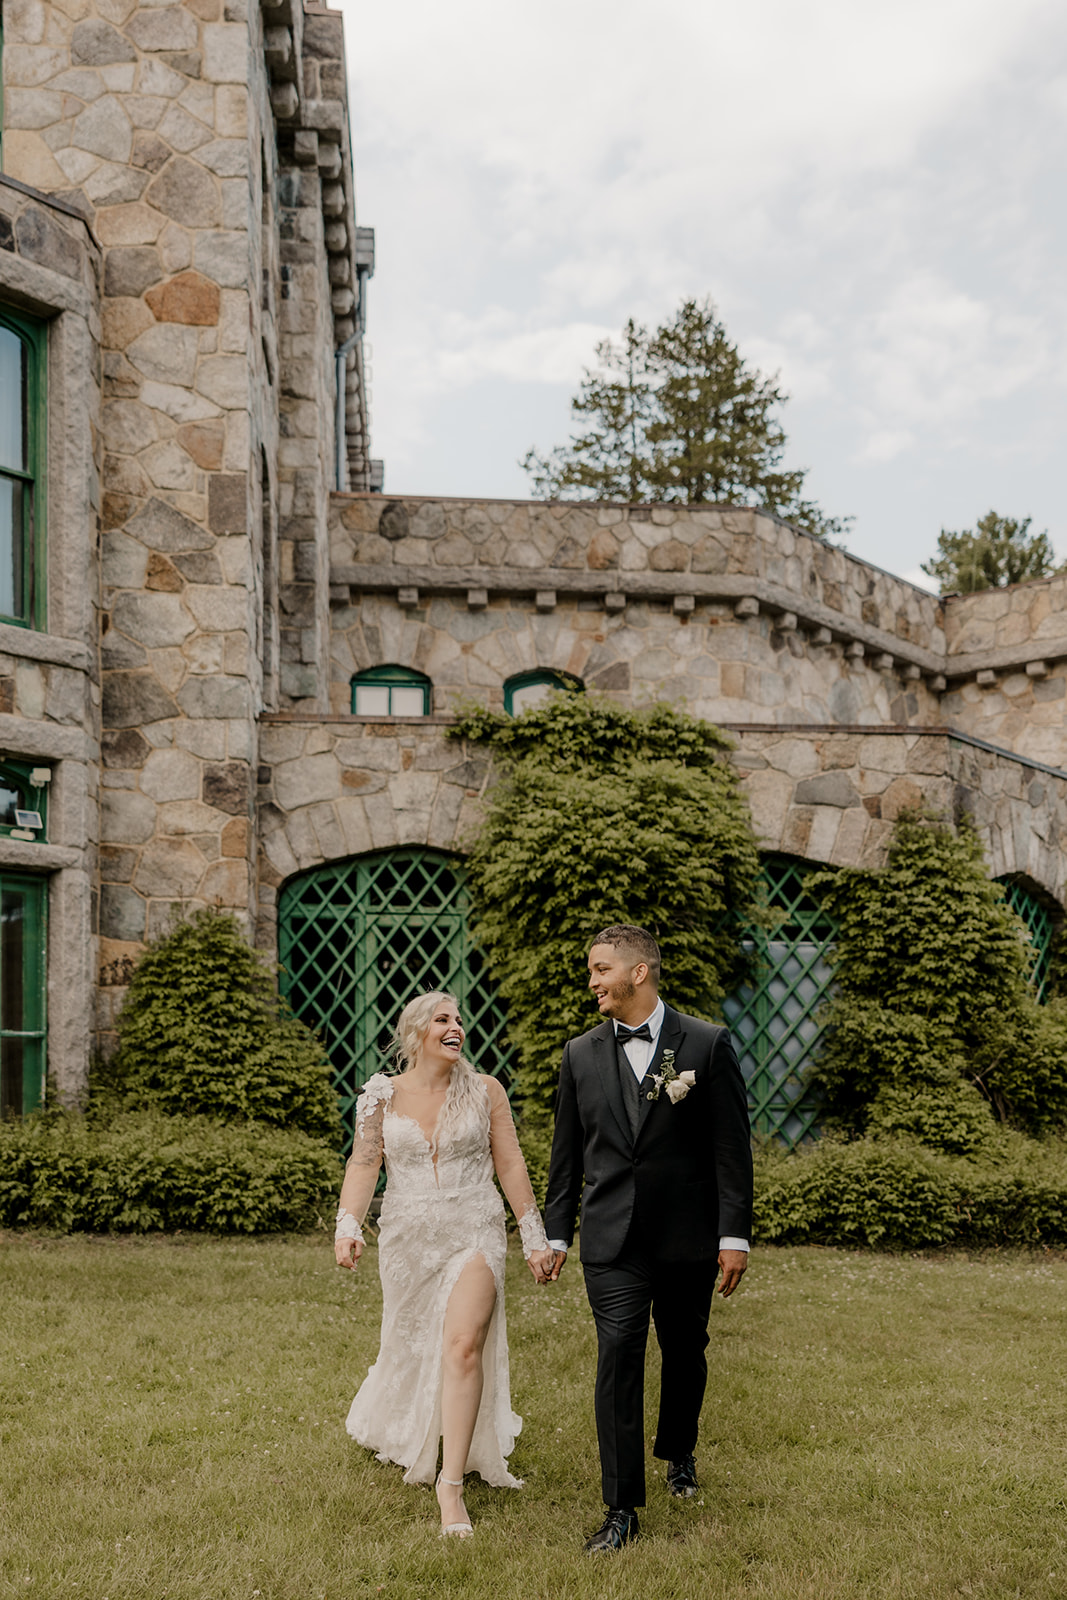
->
[616,1023,653,1044]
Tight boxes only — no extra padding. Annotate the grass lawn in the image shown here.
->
[4,1234,1067,1600]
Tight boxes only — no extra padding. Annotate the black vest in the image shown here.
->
[617,1037,651,1137]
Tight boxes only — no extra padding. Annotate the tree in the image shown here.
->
[521,319,653,501]
[107,907,342,1143]
[921,511,1060,594]
[522,297,848,539]
[810,813,1067,1150]
[448,693,764,1121]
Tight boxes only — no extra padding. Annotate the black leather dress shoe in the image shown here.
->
[666,1453,698,1498]
[583,1508,639,1554]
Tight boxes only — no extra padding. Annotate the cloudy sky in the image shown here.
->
[334,0,1066,587]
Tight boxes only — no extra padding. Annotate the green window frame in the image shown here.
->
[503,669,583,716]
[350,664,431,717]
[997,875,1059,1003]
[0,759,48,841]
[0,872,48,1117]
[0,307,46,630]
[724,854,836,1147]
[278,848,515,1147]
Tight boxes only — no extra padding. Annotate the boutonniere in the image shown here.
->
[646,1050,696,1103]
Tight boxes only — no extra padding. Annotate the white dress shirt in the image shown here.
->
[548,999,750,1255]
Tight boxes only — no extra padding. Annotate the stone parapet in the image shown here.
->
[331,493,947,655]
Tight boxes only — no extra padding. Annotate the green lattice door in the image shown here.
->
[724,855,836,1147]
[278,849,516,1142]
[997,876,1058,1002]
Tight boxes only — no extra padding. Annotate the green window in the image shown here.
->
[0,759,49,841]
[0,873,47,1117]
[351,664,431,717]
[279,848,515,1145]
[503,669,582,716]
[724,854,836,1147]
[997,876,1059,1003]
[0,308,46,629]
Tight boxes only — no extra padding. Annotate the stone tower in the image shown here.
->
[0,0,372,1093]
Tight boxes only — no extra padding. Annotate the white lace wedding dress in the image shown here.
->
[344,1071,547,1487]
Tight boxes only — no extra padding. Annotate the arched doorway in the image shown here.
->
[278,848,516,1141]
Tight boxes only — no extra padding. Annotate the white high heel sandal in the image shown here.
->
[436,1473,474,1538]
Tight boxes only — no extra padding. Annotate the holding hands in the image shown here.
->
[526,1248,558,1284]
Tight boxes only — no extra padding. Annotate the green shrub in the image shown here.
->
[107,908,341,1144]
[811,814,1067,1140]
[753,1135,1067,1249]
[450,694,763,1117]
[0,1110,341,1234]
[865,1079,998,1158]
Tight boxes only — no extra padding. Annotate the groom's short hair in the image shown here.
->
[592,924,661,986]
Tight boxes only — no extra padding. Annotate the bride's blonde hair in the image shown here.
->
[387,990,487,1149]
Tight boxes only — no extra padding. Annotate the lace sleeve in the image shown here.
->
[486,1077,549,1258]
[335,1073,392,1233]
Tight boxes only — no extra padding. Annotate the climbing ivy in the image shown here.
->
[449,694,764,1119]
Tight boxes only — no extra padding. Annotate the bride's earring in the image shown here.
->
[436,1473,474,1538]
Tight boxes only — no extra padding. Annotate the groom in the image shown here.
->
[544,924,753,1554]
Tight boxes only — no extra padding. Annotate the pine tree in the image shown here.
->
[449,694,763,1120]
[521,319,652,500]
[921,511,1060,594]
[522,297,848,539]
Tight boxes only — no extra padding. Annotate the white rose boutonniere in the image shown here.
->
[646,1050,696,1104]
[665,1070,697,1104]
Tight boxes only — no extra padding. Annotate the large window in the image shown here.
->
[503,669,583,716]
[0,874,47,1117]
[351,664,431,716]
[0,310,46,629]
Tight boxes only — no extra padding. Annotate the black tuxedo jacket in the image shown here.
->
[543,1005,753,1264]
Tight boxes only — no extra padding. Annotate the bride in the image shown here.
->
[334,990,555,1537]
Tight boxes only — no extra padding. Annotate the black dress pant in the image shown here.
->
[581,1227,717,1509]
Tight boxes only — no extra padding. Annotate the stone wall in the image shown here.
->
[254,715,1067,956]
[0,0,373,1062]
[328,496,949,729]
[941,574,1067,769]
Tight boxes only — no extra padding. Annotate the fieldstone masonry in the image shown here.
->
[1,1,1063,1094]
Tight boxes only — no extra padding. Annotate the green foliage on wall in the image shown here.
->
[449,693,764,1119]
[810,813,1067,1149]
[107,907,342,1145]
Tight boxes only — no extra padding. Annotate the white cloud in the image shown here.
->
[334,0,1067,571]
[901,567,941,594]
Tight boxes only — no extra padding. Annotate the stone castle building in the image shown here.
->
[0,0,1063,1140]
